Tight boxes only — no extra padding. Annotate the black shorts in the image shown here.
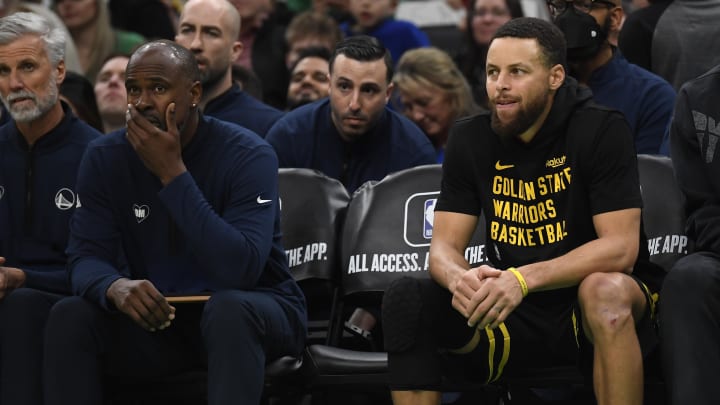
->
[384,276,659,391]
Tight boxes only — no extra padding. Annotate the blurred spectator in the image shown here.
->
[54,0,146,82]
[0,0,82,73]
[455,0,524,107]
[93,54,128,133]
[109,0,179,40]
[285,10,343,68]
[341,0,430,66]
[230,0,292,109]
[393,47,479,162]
[286,46,331,110]
[59,71,104,132]
[232,64,264,101]
[619,0,720,91]
[550,0,674,154]
[177,0,283,136]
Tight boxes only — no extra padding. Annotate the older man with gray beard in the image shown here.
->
[0,12,100,405]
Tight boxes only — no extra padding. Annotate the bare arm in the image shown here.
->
[519,208,641,292]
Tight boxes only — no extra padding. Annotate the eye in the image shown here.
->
[337,81,351,91]
[153,85,167,93]
[0,66,9,76]
[312,73,329,83]
[20,62,35,72]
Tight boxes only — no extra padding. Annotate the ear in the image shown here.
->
[609,4,624,32]
[190,80,202,106]
[548,64,565,90]
[385,82,395,104]
[231,40,243,61]
[55,60,66,85]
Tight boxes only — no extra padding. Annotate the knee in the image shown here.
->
[0,288,54,317]
[46,296,97,337]
[663,254,718,301]
[578,273,634,333]
[201,291,260,339]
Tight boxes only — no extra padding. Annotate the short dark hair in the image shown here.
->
[289,46,331,74]
[329,35,393,83]
[491,17,567,69]
[130,39,201,83]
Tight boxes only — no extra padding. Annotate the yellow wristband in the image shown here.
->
[508,267,528,297]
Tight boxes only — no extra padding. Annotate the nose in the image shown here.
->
[131,89,152,111]
[108,73,122,88]
[410,106,425,122]
[348,90,361,112]
[189,31,203,51]
[494,71,510,92]
[8,69,24,91]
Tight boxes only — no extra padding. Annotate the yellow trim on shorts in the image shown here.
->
[490,323,511,383]
[484,326,496,383]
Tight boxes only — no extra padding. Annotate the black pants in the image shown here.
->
[43,290,305,405]
[660,252,720,405]
[383,276,657,391]
[0,288,64,405]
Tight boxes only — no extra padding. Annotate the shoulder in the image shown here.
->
[114,30,146,53]
[67,119,102,144]
[273,100,327,129]
[679,64,720,99]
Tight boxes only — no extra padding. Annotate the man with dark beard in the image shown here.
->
[382,17,664,405]
[0,12,100,404]
[548,0,674,155]
[175,0,283,137]
[266,35,435,192]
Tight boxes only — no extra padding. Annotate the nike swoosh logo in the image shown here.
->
[495,160,514,171]
[257,196,272,204]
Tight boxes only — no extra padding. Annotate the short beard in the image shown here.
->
[490,90,549,139]
[2,75,59,123]
[201,65,226,95]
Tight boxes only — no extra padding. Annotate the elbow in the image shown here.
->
[615,240,640,275]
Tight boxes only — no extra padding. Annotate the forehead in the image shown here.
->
[127,48,183,82]
[181,1,232,30]
[100,56,129,73]
[475,0,508,9]
[294,57,328,73]
[0,35,48,65]
[331,54,387,84]
[487,37,544,67]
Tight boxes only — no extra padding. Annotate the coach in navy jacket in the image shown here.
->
[43,40,306,405]
[0,12,101,405]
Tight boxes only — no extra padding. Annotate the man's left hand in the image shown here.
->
[466,269,525,330]
[126,102,187,186]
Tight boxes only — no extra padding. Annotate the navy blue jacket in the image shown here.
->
[67,115,306,327]
[265,99,436,192]
[0,104,100,294]
[204,84,284,138]
[588,49,675,155]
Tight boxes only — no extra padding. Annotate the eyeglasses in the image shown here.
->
[546,0,616,18]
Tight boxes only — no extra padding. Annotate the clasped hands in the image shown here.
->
[450,264,525,330]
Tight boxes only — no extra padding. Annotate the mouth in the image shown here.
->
[494,98,519,109]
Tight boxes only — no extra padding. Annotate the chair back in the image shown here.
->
[340,164,488,298]
[637,154,688,271]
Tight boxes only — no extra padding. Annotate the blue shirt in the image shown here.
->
[588,49,675,155]
[203,84,284,138]
[341,17,430,65]
[67,115,306,326]
[266,99,436,192]
[0,104,100,294]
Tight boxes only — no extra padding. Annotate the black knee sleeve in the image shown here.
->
[382,277,424,353]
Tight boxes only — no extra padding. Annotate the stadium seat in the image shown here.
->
[302,164,487,393]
